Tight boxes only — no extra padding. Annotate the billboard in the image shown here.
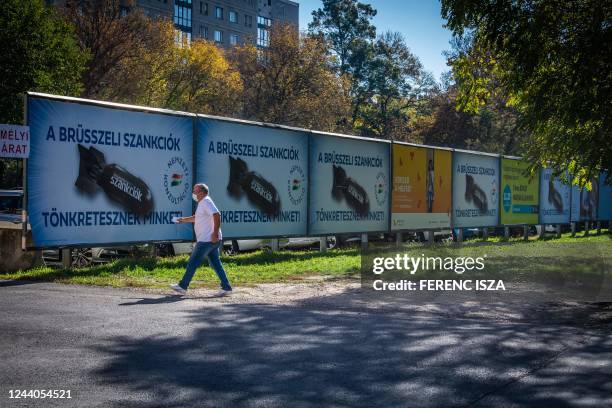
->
[539,169,571,224]
[452,151,499,228]
[598,172,612,220]
[500,158,539,225]
[197,118,308,237]
[27,95,194,247]
[391,144,452,230]
[571,178,598,222]
[308,133,390,235]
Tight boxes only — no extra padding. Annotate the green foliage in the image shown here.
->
[442,0,612,183]
[309,1,432,139]
[308,0,377,75]
[0,0,87,124]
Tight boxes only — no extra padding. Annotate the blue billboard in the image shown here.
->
[452,151,500,228]
[308,133,390,235]
[539,169,571,224]
[196,118,308,237]
[598,172,612,220]
[570,179,598,222]
[27,95,194,247]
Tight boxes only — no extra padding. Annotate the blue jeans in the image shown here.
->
[179,241,232,291]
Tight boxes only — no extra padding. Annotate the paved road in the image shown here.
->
[0,281,611,407]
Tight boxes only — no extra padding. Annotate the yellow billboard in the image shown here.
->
[391,144,452,230]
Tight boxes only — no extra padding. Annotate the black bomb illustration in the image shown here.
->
[464,174,488,213]
[331,165,370,216]
[548,178,564,213]
[75,144,154,216]
[227,156,281,217]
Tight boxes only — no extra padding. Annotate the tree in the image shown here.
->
[229,23,351,132]
[308,0,377,126]
[94,20,177,107]
[161,38,243,115]
[0,0,87,125]
[441,0,612,183]
[308,0,377,75]
[61,0,163,98]
[355,32,431,140]
[412,84,528,155]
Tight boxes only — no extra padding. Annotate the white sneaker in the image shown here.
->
[214,289,232,297]
[170,284,187,295]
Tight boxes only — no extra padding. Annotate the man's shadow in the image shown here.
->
[119,293,225,306]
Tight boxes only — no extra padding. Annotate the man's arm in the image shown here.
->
[211,213,221,243]
[177,215,195,223]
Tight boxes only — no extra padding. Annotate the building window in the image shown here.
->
[230,34,239,45]
[257,16,271,47]
[214,30,223,43]
[174,1,192,29]
[215,6,223,19]
[229,10,237,23]
[257,27,269,47]
[175,30,192,45]
[244,15,252,27]
[257,16,271,27]
[200,25,208,39]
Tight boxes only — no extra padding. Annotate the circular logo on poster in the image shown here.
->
[503,184,511,212]
[164,157,190,205]
[288,165,306,206]
[375,172,387,206]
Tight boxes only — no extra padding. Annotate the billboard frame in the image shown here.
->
[451,148,501,229]
[23,92,198,250]
[499,155,541,226]
[390,141,454,232]
[307,130,392,237]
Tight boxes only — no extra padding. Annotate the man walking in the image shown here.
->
[171,183,232,296]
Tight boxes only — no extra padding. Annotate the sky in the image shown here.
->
[297,0,454,82]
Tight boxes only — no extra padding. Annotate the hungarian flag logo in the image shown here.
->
[292,178,301,190]
[171,173,183,187]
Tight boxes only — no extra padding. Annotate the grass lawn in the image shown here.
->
[1,231,610,289]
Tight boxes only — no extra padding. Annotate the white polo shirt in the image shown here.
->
[194,196,222,242]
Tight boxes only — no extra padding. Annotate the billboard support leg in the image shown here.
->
[504,227,510,240]
[319,236,327,253]
[523,225,529,241]
[584,222,590,236]
[360,233,368,251]
[596,221,601,235]
[537,225,544,240]
[571,222,576,237]
[482,228,488,241]
[556,224,561,238]
[427,230,434,245]
[61,248,71,269]
[456,229,463,244]
[395,232,402,248]
[270,239,279,252]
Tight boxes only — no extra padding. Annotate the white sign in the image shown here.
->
[0,124,30,158]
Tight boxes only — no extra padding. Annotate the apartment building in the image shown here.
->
[48,0,299,47]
